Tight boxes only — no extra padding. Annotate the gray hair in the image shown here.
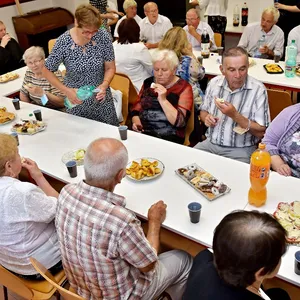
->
[22,46,45,63]
[123,0,137,12]
[222,46,249,64]
[151,49,179,70]
[84,138,128,183]
[186,8,200,18]
[262,6,280,23]
[144,2,158,12]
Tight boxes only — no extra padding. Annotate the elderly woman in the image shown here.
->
[0,134,61,280]
[263,104,300,178]
[42,4,119,125]
[184,211,290,300]
[114,0,142,38]
[131,49,193,144]
[113,18,152,92]
[159,26,205,108]
[20,46,64,110]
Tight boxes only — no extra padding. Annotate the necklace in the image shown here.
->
[247,284,263,298]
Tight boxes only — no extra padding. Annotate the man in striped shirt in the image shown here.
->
[195,47,270,163]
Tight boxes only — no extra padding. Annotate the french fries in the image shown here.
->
[126,159,161,180]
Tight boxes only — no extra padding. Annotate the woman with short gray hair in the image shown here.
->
[131,49,193,144]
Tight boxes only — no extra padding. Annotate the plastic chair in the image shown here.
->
[48,39,57,54]
[184,103,195,146]
[110,72,138,125]
[30,258,85,300]
[267,89,293,120]
[0,264,65,300]
[214,33,222,48]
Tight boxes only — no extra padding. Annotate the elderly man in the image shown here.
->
[288,25,300,62]
[56,138,192,300]
[114,0,142,38]
[183,9,216,51]
[194,47,270,163]
[139,2,173,49]
[238,6,284,59]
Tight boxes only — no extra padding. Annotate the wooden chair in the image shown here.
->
[110,72,138,125]
[184,103,195,146]
[48,39,57,54]
[0,264,66,300]
[267,89,293,121]
[214,33,222,48]
[30,258,85,300]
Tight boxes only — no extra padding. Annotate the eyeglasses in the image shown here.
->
[186,18,199,22]
[27,59,43,66]
[148,9,158,13]
[81,29,98,36]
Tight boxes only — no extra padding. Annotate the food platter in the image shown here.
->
[263,63,284,74]
[126,158,164,181]
[62,149,86,166]
[175,163,230,201]
[0,107,15,125]
[11,120,46,135]
[0,72,19,83]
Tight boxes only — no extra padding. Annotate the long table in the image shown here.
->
[0,96,299,288]
[1,66,27,97]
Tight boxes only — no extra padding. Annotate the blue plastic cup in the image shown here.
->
[188,202,202,223]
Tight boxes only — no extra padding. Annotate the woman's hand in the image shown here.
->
[132,116,144,133]
[271,155,292,177]
[25,85,44,97]
[0,34,11,48]
[22,158,44,181]
[66,88,82,105]
[95,82,109,101]
[274,3,284,10]
[154,83,167,102]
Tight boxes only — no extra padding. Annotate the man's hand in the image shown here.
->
[22,158,43,181]
[188,25,198,38]
[215,99,237,119]
[148,200,167,224]
[259,45,270,54]
[1,34,11,48]
[204,114,218,127]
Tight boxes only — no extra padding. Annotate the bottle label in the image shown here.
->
[201,43,210,54]
[250,165,270,179]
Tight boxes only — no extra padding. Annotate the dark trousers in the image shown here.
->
[208,16,227,48]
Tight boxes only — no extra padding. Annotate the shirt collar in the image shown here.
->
[261,25,275,36]
[217,75,253,92]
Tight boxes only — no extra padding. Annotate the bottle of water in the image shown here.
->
[285,40,297,78]
[254,35,266,58]
[233,5,240,27]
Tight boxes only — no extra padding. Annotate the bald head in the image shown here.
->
[84,138,128,183]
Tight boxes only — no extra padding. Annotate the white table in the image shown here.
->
[0,96,299,287]
[1,66,27,97]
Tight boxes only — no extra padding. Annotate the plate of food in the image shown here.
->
[274,201,300,245]
[175,163,230,201]
[0,72,19,83]
[11,120,46,135]
[126,158,164,181]
[62,149,86,166]
[0,107,15,125]
[296,65,300,77]
[263,63,284,74]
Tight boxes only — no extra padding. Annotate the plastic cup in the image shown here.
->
[217,47,224,56]
[118,125,128,140]
[12,99,20,110]
[66,160,77,178]
[33,109,42,121]
[274,54,280,63]
[295,251,300,275]
[10,132,19,146]
[188,202,202,223]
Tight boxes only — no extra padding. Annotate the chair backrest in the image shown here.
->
[267,89,293,121]
[184,103,195,146]
[110,72,138,125]
[48,39,57,54]
[214,33,222,48]
[30,258,85,300]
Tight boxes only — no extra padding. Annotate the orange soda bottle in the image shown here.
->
[248,143,271,207]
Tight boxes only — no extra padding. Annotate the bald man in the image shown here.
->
[55,138,192,300]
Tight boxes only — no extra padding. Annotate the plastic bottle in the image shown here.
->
[248,143,271,207]
[285,40,297,78]
[64,85,96,109]
[201,28,210,59]
[233,5,240,27]
[254,35,266,58]
[241,2,248,26]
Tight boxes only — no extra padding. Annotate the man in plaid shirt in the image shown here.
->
[56,138,192,299]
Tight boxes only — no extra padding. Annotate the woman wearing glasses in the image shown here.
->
[42,4,119,125]
[20,46,65,110]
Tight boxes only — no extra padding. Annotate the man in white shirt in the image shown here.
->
[114,0,142,38]
[183,9,216,51]
[194,47,270,164]
[288,25,300,62]
[238,6,284,59]
[139,2,173,49]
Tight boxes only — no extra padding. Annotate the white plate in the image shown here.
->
[126,157,164,181]
[62,149,86,166]
[11,122,46,135]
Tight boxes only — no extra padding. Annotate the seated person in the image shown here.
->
[0,20,25,75]
[159,26,205,108]
[131,49,193,144]
[0,134,61,280]
[263,103,300,178]
[55,138,192,299]
[183,210,290,300]
[139,2,173,49]
[114,0,142,38]
[20,46,65,110]
[194,47,270,164]
[183,9,216,51]
[113,18,152,92]
[238,6,284,59]
[288,24,300,62]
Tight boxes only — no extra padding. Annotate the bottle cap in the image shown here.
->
[29,113,33,117]
[258,143,266,150]
[292,40,296,43]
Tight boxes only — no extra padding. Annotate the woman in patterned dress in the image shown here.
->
[42,4,118,125]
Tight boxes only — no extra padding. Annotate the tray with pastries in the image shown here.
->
[175,163,230,201]
[263,63,284,74]
[0,72,19,83]
[0,107,15,125]
[11,120,46,135]
[296,64,300,77]
[274,201,300,245]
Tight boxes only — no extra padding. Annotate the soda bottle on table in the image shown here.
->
[241,2,248,26]
[248,143,271,207]
[254,35,266,58]
[201,28,210,59]
[285,40,297,78]
[233,5,240,27]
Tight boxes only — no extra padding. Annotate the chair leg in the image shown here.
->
[3,286,8,300]
[55,290,60,300]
